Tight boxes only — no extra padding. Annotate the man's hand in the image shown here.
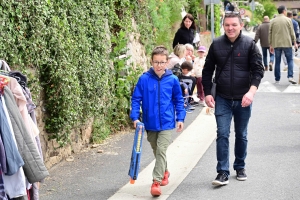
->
[294,42,298,51]
[241,92,254,107]
[176,122,184,132]
[242,86,257,107]
[270,45,274,54]
[205,95,215,108]
[133,120,140,128]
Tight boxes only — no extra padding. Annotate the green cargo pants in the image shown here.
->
[147,130,172,182]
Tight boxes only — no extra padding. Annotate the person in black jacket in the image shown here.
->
[202,12,264,186]
[172,13,196,48]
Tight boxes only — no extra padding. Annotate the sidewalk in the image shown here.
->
[39,106,210,200]
[109,108,216,200]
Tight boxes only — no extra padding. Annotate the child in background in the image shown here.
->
[193,46,207,106]
[179,61,196,98]
[130,46,186,197]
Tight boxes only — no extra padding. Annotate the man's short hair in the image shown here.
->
[223,12,243,24]
[278,5,286,14]
[287,10,293,18]
[180,61,193,71]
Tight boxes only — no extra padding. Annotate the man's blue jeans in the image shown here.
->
[274,48,294,81]
[261,47,274,67]
[214,95,251,176]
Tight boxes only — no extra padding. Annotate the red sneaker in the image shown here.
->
[161,171,170,186]
[150,181,161,197]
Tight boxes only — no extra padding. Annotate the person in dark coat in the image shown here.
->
[224,0,234,11]
[202,12,264,186]
[172,13,196,48]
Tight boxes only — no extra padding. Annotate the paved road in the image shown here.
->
[39,30,300,200]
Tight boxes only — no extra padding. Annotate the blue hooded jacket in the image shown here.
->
[130,67,186,131]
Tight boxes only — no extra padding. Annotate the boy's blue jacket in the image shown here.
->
[130,67,186,131]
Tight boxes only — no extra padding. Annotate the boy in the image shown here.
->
[193,46,207,106]
[130,46,186,197]
[178,61,196,104]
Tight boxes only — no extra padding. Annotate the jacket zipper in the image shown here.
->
[230,44,234,99]
[158,79,162,129]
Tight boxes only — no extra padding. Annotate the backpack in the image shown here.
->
[171,63,182,77]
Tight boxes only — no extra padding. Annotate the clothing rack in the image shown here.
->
[0,60,49,200]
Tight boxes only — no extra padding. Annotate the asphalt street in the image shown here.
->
[39,30,300,200]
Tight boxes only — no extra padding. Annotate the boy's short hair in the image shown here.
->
[151,45,169,60]
[181,61,193,71]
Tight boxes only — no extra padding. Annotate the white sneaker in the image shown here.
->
[288,78,297,84]
[283,66,288,71]
[275,81,280,84]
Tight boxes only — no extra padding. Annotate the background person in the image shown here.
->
[184,43,196,63]
[287,10,300,57]
[193,46,207,106]
[202,12,264,186]
[166,44,186,69]
[178,61,196,100]
[172,13,196,49]
[269,5,298,84]
[254,16,274,71]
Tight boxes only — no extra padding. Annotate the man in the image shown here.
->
[269,5,298,84]
[255,16,274,71]
[293,11,300,29]
[292,11,300,55]
[287,11,299,56]
[202,12,264,186]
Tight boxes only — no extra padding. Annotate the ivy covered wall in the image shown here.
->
[0,0,204,167]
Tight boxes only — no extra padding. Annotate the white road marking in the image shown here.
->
[257,81,281,92]
[108,108,216,200]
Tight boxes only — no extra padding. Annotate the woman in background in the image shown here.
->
[166,44,186,69]
[172,13,196,49]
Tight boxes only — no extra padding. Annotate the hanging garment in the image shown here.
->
[1,96,27,199]
[7,77,39,152]
[0,135,7,174]
[3,86,49,183]
[0,168,8,200]
[0,98,24,175]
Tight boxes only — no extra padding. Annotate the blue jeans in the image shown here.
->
[274,48,294,81]
[261,47,274,66]
[214,95,252,176]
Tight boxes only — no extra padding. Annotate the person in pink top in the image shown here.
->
[166,44,186,69]
[192,46,207,106]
